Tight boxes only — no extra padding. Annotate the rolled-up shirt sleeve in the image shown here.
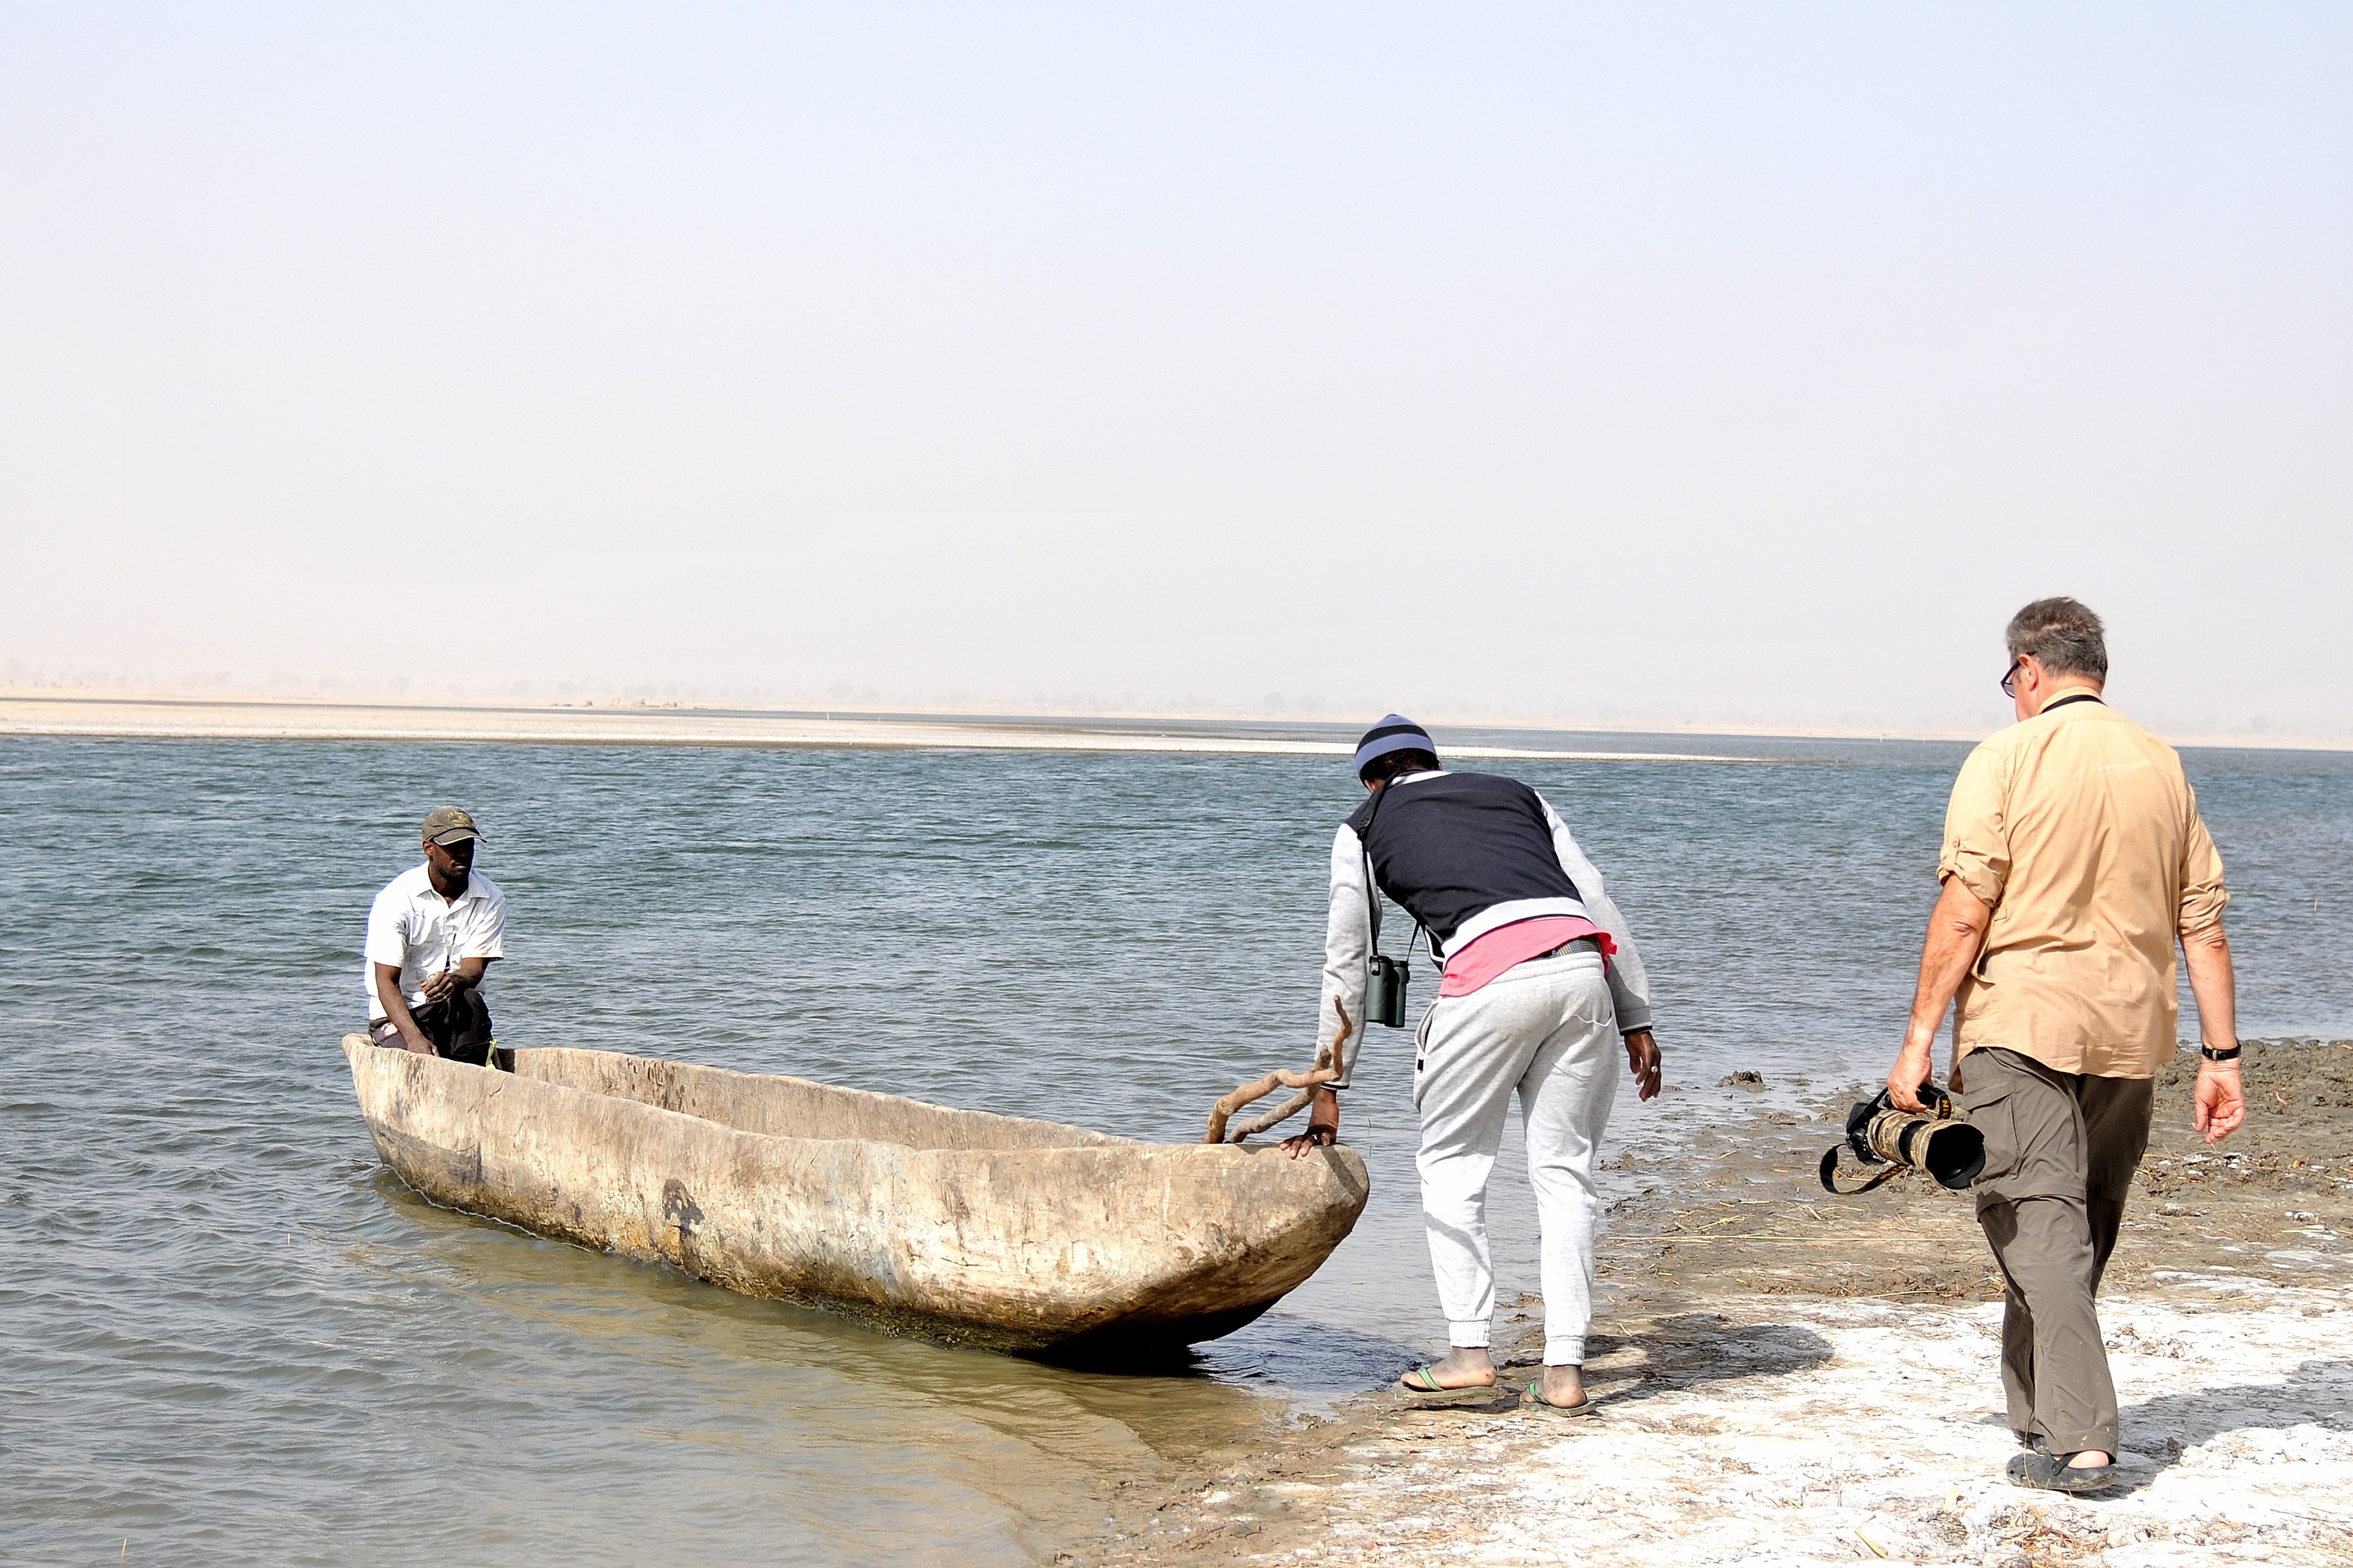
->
[461,889,507,960]
[2177,788,2230,935]
[1939,743,2011,907]
[1538,795,1655,1036]
[1317,826,1373,1088]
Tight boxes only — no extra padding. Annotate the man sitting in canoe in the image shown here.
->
[1284,716,1664,1416]
[364,806,508,1065]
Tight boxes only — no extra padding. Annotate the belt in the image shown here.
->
[1537,935,1604,960]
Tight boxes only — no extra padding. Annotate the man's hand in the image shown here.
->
[373,960,438,1055]
[1887,1037,1937,1113]
[1282,1086,1340,1158]
[2194,1062,2245,1144]
[1624,1029,1662,1101]
[2181,922,2242,1145]
[420,956,489,1004]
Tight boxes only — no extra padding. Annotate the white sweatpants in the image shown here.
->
[1413,949,1619,1367]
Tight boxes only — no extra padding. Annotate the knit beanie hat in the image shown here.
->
[1353,714,1437,779]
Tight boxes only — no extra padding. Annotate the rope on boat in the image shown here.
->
[1202,1000,1350,1144]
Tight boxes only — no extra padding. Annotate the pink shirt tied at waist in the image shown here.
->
[1437,916,1613,997]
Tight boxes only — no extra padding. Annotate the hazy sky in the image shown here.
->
[4,4,2347,739]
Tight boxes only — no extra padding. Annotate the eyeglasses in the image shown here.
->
[2000,655,2026,698]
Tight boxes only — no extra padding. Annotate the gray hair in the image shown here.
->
[2005,596,2108,682]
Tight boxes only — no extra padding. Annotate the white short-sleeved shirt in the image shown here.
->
[362,864,507,1021]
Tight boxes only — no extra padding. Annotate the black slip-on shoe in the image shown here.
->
[2005,1451,2117,1493]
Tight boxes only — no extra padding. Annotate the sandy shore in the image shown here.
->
[1081,1041,2353,1567]
[0,691,1757,764]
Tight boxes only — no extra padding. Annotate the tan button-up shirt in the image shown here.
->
[1940,694,2228,1079]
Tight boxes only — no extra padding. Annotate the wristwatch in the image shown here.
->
[2199,1044,2242,1062]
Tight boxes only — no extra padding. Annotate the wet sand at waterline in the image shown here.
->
[1087,1041,2353,1567]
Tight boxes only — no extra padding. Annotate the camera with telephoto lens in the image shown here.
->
[1817,1082,1986,1194]
[1365,953,1410,1028]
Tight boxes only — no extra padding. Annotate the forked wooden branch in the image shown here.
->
[1202,1000,1351,1144]
[1227,1086,1320,1143]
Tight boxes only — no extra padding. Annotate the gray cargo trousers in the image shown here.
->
[1957,1047,2155,1458]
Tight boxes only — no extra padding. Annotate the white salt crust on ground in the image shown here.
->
[1130,1278,2353,1567]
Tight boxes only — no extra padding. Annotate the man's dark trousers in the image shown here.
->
[413,991,497,1066]
[1958,1047,2156,1458]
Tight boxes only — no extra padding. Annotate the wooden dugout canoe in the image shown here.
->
[341,1036,1370,1357]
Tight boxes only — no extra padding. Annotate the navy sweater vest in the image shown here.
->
[1345,771,1582,945]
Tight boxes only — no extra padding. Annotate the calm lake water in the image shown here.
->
[4,729,2347,1564]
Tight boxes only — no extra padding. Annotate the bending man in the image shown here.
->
[1887,598,2244,1493]
[1285,716,1662,1416]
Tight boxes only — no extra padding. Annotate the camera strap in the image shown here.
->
[1363,851,1428,965]
[1358,779,1426,969]
[1816,1147,1910,1196]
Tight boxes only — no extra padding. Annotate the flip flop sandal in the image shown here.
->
[1518,1380,1596,1420]
[1396,1367,1500,1407]
[2005,1450,2116,1493]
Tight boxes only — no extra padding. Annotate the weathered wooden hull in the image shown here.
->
[342,1037,1369,1355]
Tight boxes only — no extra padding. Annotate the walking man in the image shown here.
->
[1887,598,2246,1493]
[365,806,508,1064]
[1284,716,1663,1416]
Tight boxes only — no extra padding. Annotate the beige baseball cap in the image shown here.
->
[421,806,483,846]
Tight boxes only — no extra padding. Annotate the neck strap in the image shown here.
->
[2040,691,2104,716]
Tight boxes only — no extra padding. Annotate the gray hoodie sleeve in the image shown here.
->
[1317,824,1373,1088]
[1537,793,1656,1035]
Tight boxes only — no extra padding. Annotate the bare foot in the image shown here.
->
[1531,1364,1586,1407]
[1403,1347,1496,1391]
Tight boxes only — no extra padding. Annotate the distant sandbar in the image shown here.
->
[0,691,1762,764]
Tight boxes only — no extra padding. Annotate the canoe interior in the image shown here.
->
[508,1046,1132,1152]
